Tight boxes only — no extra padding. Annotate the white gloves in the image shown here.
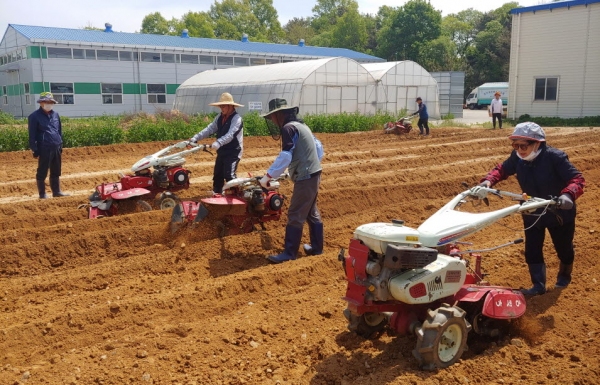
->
[259,174,271,189]
[211,141,221,150]
[557,194,573,210]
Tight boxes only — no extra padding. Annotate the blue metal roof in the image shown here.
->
[9,24,384,62]
[510,0,600,14]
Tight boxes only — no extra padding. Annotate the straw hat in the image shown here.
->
[208,92,243,107]
[261,98,298,117]
[37,92,58,103]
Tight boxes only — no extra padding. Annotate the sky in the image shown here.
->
[1,0,547,36]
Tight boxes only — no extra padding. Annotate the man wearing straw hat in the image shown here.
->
[189,92,244,195]
[490,91,504,129]
[28,92,69,199]
[260,98,324,264]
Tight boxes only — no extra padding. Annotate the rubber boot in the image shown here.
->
[303,222,324,256]
[520,263,546,296]
[267,225,303,264]
[50,177,70,197]
[555,263,573,289]
[36,179,48,199]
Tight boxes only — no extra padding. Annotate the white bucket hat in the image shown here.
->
[509,122,546,142]
[208,92,243,107]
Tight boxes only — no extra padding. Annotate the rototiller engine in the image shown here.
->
[383,116,413,135]
[339,185,559,370]
[170,173,288,236]
[82,141,211,218]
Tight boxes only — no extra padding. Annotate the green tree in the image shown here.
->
[331,8,367,51]
[376,0,442,61]
[311,0,359,34]
[179,11,215,38]
[284,17,315,45]
[418,36,457,72]
[141,12,170,35]
[249,0,286,42]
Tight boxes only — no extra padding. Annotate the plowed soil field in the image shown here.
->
[1,126,599,385]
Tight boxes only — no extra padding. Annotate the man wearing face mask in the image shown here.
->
[479,122,585,296]
[28,92,69,199]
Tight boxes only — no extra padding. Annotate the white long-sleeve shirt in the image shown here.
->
[490,98,503,114]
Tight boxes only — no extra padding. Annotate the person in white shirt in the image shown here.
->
[490,91,504,129]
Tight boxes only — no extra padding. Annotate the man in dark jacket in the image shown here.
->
[28,92,69,199]
[480,122,585,296]
[189,92,244,195]
[260,98,324,264]
[415,97,429,136]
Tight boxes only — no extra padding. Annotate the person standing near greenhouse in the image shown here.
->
[259,98,324,264]
[28,92,69,199]
[188,92,244,195]
[414,97,430,136]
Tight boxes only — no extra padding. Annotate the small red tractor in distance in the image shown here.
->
[383,116,413,135]
[83,141,211,218]
[339,185,559,370]
[170,173,288,236]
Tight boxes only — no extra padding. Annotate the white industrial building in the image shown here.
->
[0,24,383,118]
[508,0,600,119]
[174,57,379,116]
[363,61,441,118]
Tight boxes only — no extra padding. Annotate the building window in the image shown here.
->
[217,56,233,66]
[141,52,161,62]
[162,53,175,63]
[234,57,249,66]
[73,49,85,59]
[85,49,96,60]
[119,51,133,61]
[50,82,75,104]
[181,54,198,64]
[199,55,214,65]
[47,47,72,59]
[2,86,6,95]
[266,58,280,64]
[97,50,119,61]
[147,83,166,103]
[534,77,558,101]
[102,83,123,104]
[24,83,31,104]
[250,58,266,66]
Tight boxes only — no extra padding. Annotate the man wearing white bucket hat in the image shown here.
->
[479,122,585,296]
[189,92,244,195]
[28,92,69,199]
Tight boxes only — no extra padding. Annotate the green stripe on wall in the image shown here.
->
[167,84,179,94]
[74,83,101,94]
[41,46,48,59]
[123,83,142,94]
[27,46,42,59]
[30,82,47,94]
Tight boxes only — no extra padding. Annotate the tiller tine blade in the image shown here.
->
[170,203,185,234]
[194,203,210,222]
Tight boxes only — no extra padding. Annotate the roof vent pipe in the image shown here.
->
[104,23,113,33]
[241,33,249,42]
[181,29,189,38]
[298,39,305,47]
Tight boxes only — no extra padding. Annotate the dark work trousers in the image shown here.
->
[287,172,322,229]
[417,118,430,135]
[36,145,62,181]
[213,153,240,193]
[492,113,503,129]
[524,220,575,265]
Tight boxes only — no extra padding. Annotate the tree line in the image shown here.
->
[137,0,552,99]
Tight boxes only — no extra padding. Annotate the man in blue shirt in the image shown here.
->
[415,97,430,136]
[28,92,69,199]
